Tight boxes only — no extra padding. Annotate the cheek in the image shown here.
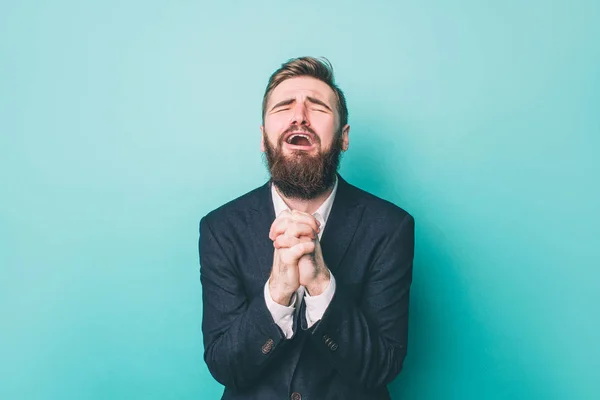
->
[265,115,289,135]
[309,110,336,128]
[263,123,283,146]
[310,114,337,143]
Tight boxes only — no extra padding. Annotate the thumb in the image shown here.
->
[288,241,316,262]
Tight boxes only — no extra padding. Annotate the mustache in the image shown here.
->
[283,125,316,135]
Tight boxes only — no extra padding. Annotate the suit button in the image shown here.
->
[261,338,274,355]
[291,392,302,400]
[330,342,338,351]
[322,334,330,343]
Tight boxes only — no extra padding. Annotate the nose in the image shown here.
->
[290,101,310,127]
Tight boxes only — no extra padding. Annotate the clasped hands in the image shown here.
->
[268,210,330,306]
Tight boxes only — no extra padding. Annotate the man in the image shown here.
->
[199,56,415,400]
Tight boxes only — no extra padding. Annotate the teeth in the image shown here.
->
[287,134,311,144]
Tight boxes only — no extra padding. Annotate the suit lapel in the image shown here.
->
[246,180,276,281]
[320,175,365,274]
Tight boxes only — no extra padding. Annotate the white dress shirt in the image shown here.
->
[264,178,338,339]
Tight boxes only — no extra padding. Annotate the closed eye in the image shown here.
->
[306,96,333,113]
[270,99,296,113]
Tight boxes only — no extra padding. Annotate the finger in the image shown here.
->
[273,234,312,249]
[269,214,292,241]
[271,219,317,241]
[274,235,305,249]
[285,223,317,239]
[269,210,321,241]
[287,241,316,262]
[290,210,321,233]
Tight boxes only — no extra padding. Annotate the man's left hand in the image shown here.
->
[298,239,330,296]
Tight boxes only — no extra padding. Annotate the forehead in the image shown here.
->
[268,76,337,107]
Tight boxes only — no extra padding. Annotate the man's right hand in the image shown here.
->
[268,210,320,305]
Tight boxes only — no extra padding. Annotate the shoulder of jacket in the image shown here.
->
[201,182,267,226]
[344,180,413,224]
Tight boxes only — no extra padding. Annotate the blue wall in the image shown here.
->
[1,1,599,398]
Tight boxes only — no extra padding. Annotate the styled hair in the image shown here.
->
[262,56,348,128]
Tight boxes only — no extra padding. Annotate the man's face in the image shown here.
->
[261,77,350,200]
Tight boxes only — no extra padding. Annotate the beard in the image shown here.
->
[262,127,344,200]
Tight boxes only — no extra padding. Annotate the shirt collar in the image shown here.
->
[270,176,339,228]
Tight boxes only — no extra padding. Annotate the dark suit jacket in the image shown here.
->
[199,175,415,400]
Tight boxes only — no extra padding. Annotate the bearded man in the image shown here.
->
[199,57,415,400]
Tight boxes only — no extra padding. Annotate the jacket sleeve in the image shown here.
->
[306,213,415,390]
[199,216,290,390]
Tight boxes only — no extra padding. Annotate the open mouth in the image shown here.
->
[285,133,314,147]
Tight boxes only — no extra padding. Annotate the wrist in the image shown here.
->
[269,281,295,306]
[305,270,330,296]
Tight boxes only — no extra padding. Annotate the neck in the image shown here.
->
[274,184,334,215]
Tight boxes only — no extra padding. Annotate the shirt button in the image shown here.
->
[291,392,302,400]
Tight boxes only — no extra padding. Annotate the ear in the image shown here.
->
[260,125,266,152]
[341,124,350,151]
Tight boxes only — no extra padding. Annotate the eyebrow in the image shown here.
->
[269,96,333,112]
[270,98,296,111]
[307,96,333,112]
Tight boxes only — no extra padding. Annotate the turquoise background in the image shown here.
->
[1,1,599,399]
